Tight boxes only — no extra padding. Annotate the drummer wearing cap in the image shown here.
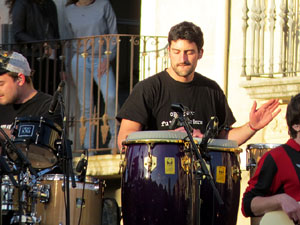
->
[0,50,62,141]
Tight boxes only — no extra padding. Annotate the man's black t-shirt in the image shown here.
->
[0,91,62,129]
[117,70,236,133]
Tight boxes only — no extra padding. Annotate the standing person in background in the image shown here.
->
[242,93,300,224]
[5,0,61,95]
[64,0,118,151]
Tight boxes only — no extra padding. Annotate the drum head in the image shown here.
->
[7,143,58,169]
[8,116,61,169]
[124,131,240,152]
[124,130,187,143]
[247,143,281,150]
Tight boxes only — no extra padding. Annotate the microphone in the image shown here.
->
[169,113,179,130]
[171,103,185,113]
[201,116,219,146]
[48,80,65,114]
[170,103,193,132]
[76,154,87,173]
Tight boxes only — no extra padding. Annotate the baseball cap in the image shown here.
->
[0,50,31,76]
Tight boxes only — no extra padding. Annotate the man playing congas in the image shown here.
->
[242,93,300,225]
[117,21,281,225]
[117,21,280,152]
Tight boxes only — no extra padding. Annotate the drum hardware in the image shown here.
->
[246,157,257,171]
[184,141,190,151]
[119,158,126,175]
[181,154,191,174]
[143,156,157,175]
[35,117,43,145]
[143,144,157,175]
[34,183,51,204]
[7,171,43,225]
[193,159,211,179]
[231,165,241,183]
[171,104,224,212]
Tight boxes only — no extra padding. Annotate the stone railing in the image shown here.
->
[240,0,300,100]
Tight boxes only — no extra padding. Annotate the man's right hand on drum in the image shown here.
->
[174,127,203,138]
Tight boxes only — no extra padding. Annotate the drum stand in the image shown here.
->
[0,139,18,225]
[171,104,224,225]
[54,86,76,225]
[0,127,39,225]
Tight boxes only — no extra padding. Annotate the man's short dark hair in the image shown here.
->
[286,93,300,138]
[168,21,204,52]
[2,71,32,84]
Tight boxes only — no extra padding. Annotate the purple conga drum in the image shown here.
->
[194,138,242,225]
[121,131,242,225]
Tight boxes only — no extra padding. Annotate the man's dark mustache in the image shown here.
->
[177,62,191,66]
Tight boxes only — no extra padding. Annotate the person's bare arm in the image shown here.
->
[225,99,281,145]
[251,194,300,222]
[117,119,143,150]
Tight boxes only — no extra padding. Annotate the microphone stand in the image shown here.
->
[0,128,37,178]
[56,90,76,225]
[173,107,223,225]
[0,127,37,225]
[0,140,18,225]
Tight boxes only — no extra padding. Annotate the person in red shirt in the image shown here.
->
[242,93,300,224]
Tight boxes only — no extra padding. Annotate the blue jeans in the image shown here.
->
[71,55,116,149]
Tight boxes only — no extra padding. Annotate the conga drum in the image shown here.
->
[246,143,281,177]
[121,131,242,225]
[246,143,281,225]
[194,137,242,225]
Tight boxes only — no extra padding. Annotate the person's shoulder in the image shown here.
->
[97,0,111,3]
[94,0,111,6]
[264,144,285,160]
[14,0,28,6]
[65,2,76,10]
[193,72,222,90]
[34,91,52,102]
[136,71,166,86]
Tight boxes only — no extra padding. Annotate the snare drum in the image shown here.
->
[36,174,103,225]
[8,117,62,169]
[121,131,242,225]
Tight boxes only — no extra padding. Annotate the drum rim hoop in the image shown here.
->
[39,173,100,183]
[14,116,62,132]
[247,143,281,149]
[123,140,242,153]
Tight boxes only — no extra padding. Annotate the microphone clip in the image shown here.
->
[170,103,193,131]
